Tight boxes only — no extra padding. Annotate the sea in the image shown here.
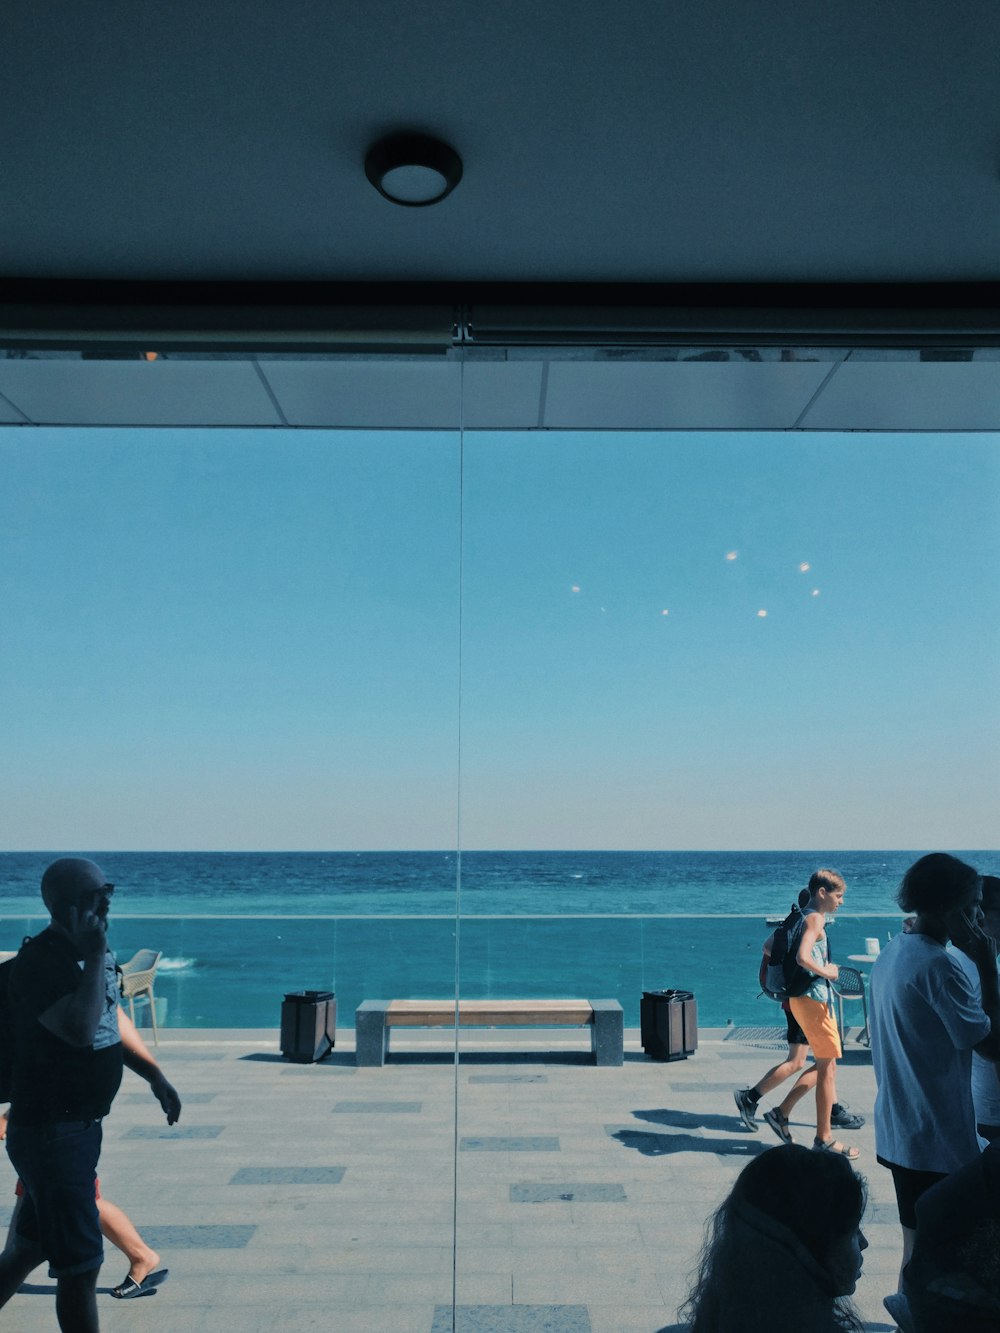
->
[1,850,994,1030]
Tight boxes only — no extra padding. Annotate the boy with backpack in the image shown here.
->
[734,875,863,1146]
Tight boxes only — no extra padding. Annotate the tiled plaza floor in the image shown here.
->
[1,1027,900,1332]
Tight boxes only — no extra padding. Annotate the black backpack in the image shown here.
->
[760,906,815,1001]
[0,936,37,1103]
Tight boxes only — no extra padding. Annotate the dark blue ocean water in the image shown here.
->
[1,851,994,1028]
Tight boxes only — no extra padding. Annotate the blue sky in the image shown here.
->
[0,426,997,850]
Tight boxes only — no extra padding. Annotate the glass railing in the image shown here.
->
[0,914,900,1029]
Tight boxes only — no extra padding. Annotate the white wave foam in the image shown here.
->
[156,956,196,973]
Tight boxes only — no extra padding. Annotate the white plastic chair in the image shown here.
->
[120,949,162,1045]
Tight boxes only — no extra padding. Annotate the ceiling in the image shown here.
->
[3,2,1000,430]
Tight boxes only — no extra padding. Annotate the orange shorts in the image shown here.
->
[788,994,842,1060]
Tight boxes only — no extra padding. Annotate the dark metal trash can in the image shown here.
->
[640,989,698,1061]
[280,990,336,1063]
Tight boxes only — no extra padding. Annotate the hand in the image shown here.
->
[947,906,991,961]
[65,904,108,961]
[828,963,840,982]
[150,1071,182,1126]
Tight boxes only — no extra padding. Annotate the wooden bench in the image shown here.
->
[354,998,623,1067]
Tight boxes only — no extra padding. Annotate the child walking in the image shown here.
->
[760,869,859,1157]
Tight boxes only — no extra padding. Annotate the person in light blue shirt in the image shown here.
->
[870,853,1000,1295]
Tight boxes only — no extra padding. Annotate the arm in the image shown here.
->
[950,911,1000,1062]
[118,1005,182,1124]
[796,914,838,982]
[37,909,110,1047]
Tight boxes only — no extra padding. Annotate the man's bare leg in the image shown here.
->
[775,1064,818,1118]
[753,1042,809,1097]
[814,1056,836,1140]
[97,1198,160,1286]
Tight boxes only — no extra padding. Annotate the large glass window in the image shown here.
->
[2,383,998,1329]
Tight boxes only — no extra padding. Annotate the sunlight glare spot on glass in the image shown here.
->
[812,588,821,597]
[799,561,811,572]
[571,585,581,593]
[661,609,669,616]
[757,609,768,618]
[725,550,738,561]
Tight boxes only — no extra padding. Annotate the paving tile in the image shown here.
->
[460,1137,559,1152]
[229,1166,346,1184]
[281,1064,357,1075]
[510,1183,626,1203]
[431,1306,592,1332]
[138,1223,257,1248]
[119,1090,218,1104]
[333,1100,423,1113]
[468,1075,549,1084]
[120,1125,225,1139]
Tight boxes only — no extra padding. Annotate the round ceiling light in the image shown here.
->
[364,133,463,207]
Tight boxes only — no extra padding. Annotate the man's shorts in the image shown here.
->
[781,1003,807,1046]
[6,1119,104,1278]
[877,1156,947,1229]
[788,994,842,1060]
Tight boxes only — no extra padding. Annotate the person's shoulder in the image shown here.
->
[10,929,76,990]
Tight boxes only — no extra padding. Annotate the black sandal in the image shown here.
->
[110,1269,169,1299]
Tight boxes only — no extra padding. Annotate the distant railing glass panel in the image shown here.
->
[0,915,900,1029]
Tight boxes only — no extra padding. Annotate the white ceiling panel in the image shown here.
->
[259,360,461,428]
[543,362,833,429]
[461,362,544,428]
[801,362,1000,430]
[0,360,281,426]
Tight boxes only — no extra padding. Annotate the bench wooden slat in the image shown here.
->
[386,999,594,1027]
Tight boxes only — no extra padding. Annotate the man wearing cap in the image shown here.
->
[0,858,180,1332]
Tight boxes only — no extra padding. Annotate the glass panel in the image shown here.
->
[455,429,1000,1330]
[0,423,462,1327]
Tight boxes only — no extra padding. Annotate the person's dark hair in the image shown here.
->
[896,853,979,916]
[808,868,846,898]
[680,1145,867,1333]
[981,875,1000,915]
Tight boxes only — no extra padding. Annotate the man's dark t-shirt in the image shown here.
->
[8,928,124,1125]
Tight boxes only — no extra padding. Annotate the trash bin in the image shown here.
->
[280,990,336,1063]
[640,989,698,1061]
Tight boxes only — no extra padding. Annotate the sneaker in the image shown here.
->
[830,1106,865,1129]
[762,1107,794,1144]
[733,1087,759,1131]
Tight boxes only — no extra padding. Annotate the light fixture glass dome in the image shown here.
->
[365,133,462,207]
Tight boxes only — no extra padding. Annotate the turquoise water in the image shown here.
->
[1,851,993,1027]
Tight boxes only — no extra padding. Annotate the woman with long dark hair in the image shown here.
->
[679,1145,868,1333]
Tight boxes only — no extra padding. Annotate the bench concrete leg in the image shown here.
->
[355,1000,390,1066]
[590,999,624,1066]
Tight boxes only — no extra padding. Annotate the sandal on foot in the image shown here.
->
[813,1136,860,1159]
[762,1108,793,1145]
[110,1269,169,1300]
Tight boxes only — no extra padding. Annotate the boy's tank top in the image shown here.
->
[800,908,832,1004]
